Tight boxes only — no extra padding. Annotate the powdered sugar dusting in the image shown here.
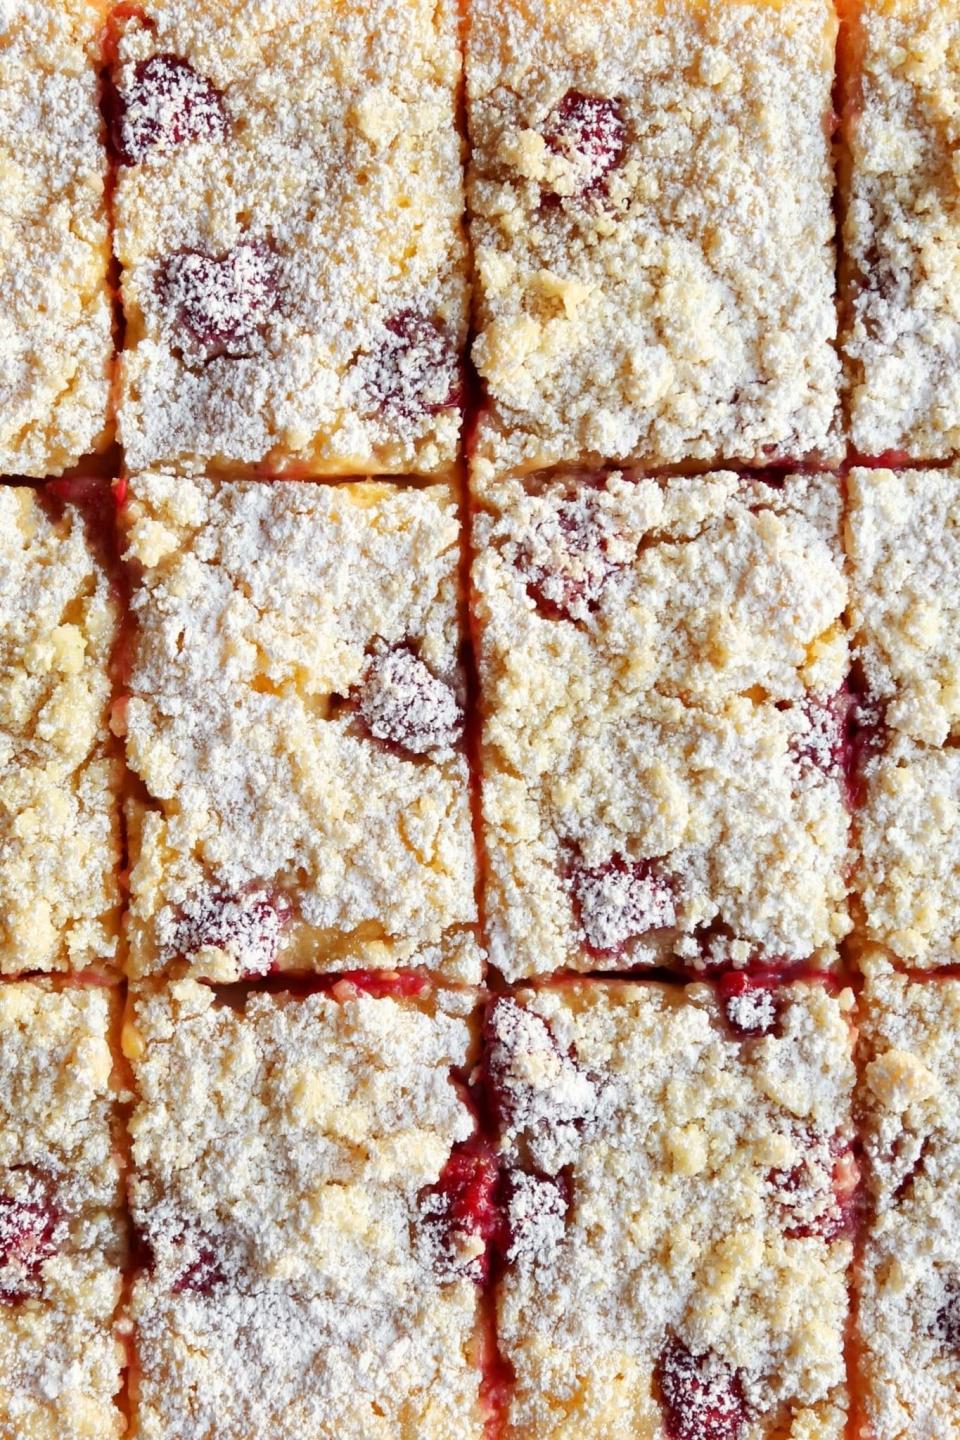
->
[156,244,280,359]
[495,981,855,1437]
[570,855,677,955]
[128,979,485,1439]
[160,889,291,977]
[0,0,112,474]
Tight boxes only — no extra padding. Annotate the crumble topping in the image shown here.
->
[123,472,479,982]
[472,469,851,980]
[112,0,468,476]
[0,0,113,475]
[126,978,486,1440]
[0,982,125,1440]
[492,980,855,1439]
[466,0,841,476]
[841,0,960,460]
[847,466,960,748]
[858,955,960,1438]
[0,487,121,974]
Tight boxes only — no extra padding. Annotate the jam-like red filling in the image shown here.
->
[173,889,291,977]
[363,309,463,421]
[335,970,429,1000]
[155,242,279,356]
[419,1138,502,1285]
[716,970,786,1038]
[769,1129,860,1242]
[110,53,228,165]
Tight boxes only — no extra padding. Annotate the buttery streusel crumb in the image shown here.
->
[0,982,125,1440]
[126,978,486,1440]
[847,466,960,747]
[490,979,856,1439]
[856,736,960,967]
[0,486,122,974]
[112,0,468,477]
[472,469,852,982]
[466,0,841,477]
[122,473,479,983]
[841,0,960,460]
[0,0,113,476]
[858,954,960,1438]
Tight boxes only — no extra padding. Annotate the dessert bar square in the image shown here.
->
[840,0,960,461]
[471,469,852,982]
[0,981,125,1439]
[122,473,479,983]
[0,0,113,476]
[0,484,122,974]
[125,977,489,1440]
[466,0,841,478]
[847,465,960,747]
[856,736,960,967]
[111,0,468,477]
[858,954,960,1438]
[488,977,856,1438]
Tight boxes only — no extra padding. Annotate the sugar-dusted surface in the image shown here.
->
[0,486,122,974]
[472,470,851,981]
[858,954,960,1438]
[125,978,485,1440]
[847,466,960,747]
[112,0,467,477]
[841,0,960,460]
[123,473,479,982]
[490,979,856,1439]
[466,0,841,478]
[0,982,125,1439]
[0,0,113,476]
[857,737,960,967]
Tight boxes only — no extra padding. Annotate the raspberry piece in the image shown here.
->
[484,998,606,1158]
[356,645,464,756]
[115,53,227,164]
[570,853,676,956]
[362,310,462,421]
[769,1129,860,1242]
[935,1283,960,1351]
[656,1340,749,1440]
[790,690,854,788]
[0,1192,59,1303]
[171,889,291,977]
[417,1139,501,1284]
[172,1238,226,1296]
[156,243,279,357]
[519,492,629,622]
[504,1169,570,1265]
[543,91,626,201]
[717,971,784,1039]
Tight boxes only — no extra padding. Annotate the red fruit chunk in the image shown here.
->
[172,1238,226,1296]
[418,1139,501,1284]
[717,971,784,1039]
[115,53,227,165]
[520,492,628,622]
[0,1193,59,1304]
[363,309,462,421]
[657,1340,748,1440]
[356,644,464,756]
[769,1129,860,1242]
[791,690,854,787]
[156,243,279,356]
[484,997,604,1144]
[935,1283,960,1351]
[173,889,291,977]
[543,91,626,201]
[570,853,676,957]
